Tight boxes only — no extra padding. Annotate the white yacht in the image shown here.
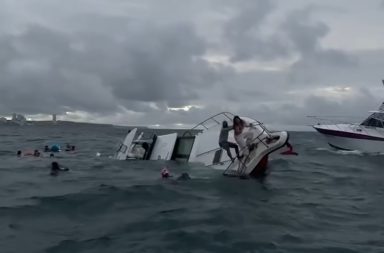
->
[313,81,384,153]
[313,105,384,153]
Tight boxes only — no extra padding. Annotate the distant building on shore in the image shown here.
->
[12,113,27,125]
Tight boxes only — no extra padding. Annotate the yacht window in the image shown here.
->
[373,112,384,121]
[361,118,383,128]
[370,118,378,127]
[361,112,384,128]
[375,120,384,128]
[361,118,370,126]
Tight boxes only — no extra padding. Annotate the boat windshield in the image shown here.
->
[360,112,384,128]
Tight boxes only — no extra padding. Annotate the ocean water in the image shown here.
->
[0,124,383,253]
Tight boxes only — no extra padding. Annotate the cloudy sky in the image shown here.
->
[0,0,384,128]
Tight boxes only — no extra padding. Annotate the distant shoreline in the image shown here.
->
[0,120,315,132]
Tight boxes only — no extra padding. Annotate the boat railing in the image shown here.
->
[307,115,361,125]
[195,123,270,159]
[309,116,361,130]
[195,147,221,158]
[182,112,235,137]
[248,124,270,148]
[183,112,273,164]
[182,112,272,138]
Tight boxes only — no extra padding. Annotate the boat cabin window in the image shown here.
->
[117,144,127,153]
[172,136,195,161]
[361,113,384,128]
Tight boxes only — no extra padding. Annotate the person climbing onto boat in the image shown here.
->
[218,120,241,161]
[233,116,254,156]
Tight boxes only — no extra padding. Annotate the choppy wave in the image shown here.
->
[0,127,383,253]
[315,147,364,156]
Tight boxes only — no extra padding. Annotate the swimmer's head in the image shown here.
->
[51,162,60,171]
[161,167,170,178]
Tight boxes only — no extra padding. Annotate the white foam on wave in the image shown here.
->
[367,152,384,156]
[315,147,363,156]
[335,150,363,156]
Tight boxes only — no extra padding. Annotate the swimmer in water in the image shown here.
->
[161,167,171,178]
[161,167,191,180]
[65,143,76,152]
[50,145,60,153]
[33,149,41,157]
[50,161,69,176]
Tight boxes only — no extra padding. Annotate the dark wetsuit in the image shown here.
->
[218,125,239,159]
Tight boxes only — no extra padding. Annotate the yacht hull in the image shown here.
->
[314,124,384,153]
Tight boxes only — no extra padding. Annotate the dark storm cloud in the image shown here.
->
[0,13,220,115]
[281,6,358,87]
[281,6,329,56]
[199,49,384,128]
[222,2,355,67]
[104,23,213,104]
[0,0,383,128]
[135,1,384,127]
[222,0,290,62]
[222,70,285,102]
[0,25,119,115]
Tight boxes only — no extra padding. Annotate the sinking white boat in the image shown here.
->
[115,128,138,160]
[116,112,292,177]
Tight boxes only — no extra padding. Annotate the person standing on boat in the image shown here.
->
[219,121,241,161]
[233,116,254,156]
